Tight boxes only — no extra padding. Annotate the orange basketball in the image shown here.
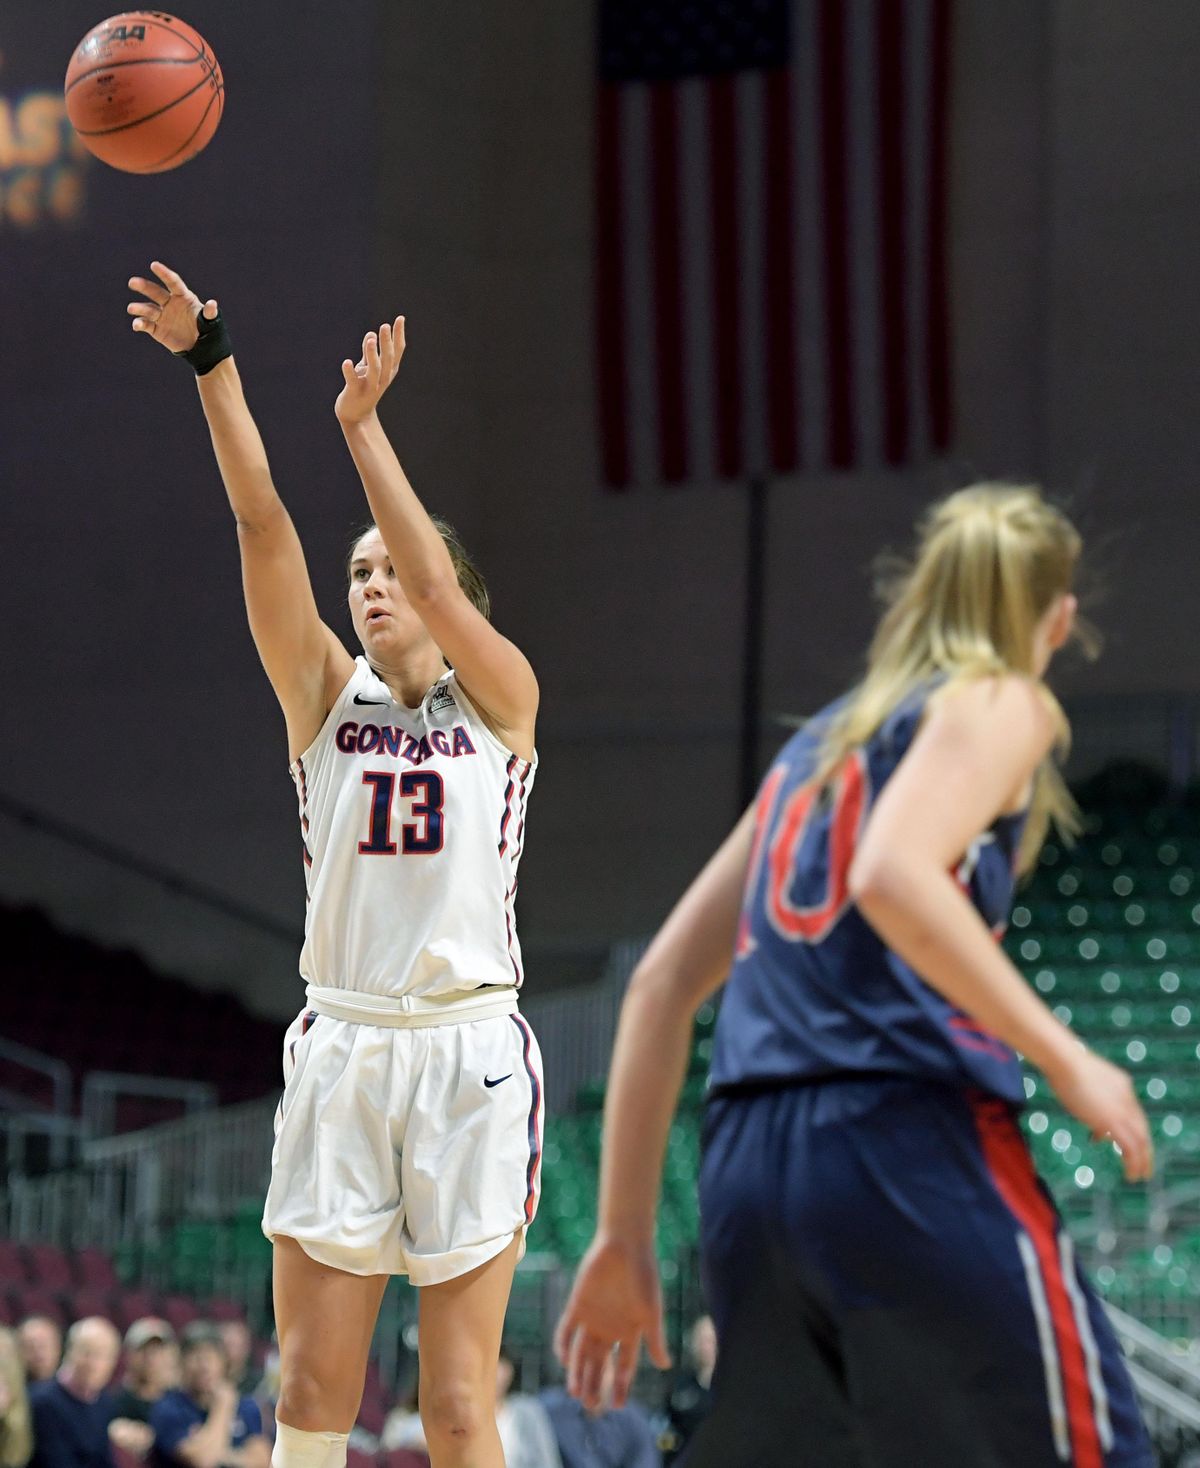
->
[65,12,223,174]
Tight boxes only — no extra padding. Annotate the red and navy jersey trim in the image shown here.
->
[510,1014,542,1225]
[499,756,533,856]
[499,757,534,984]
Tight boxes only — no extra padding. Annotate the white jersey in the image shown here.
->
[291,657,536,1001]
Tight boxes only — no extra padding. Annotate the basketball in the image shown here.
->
[65,12,223,174]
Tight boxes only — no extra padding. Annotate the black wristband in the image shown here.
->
[174,307,232,376]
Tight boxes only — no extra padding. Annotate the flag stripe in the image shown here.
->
[793,0,828,473]
[620,87,657,489]
[764,65,799,473]
[819,0,855,467]
[651,82,688,482]
[927,0,953,449]
[736,70,767,480]
[680,78,718,487]
[708,73,742,479]
[904,0,934,463]
[846,0,883,467]
[595,81,630,488]
[595,0,953,486]
[877,0,909,465]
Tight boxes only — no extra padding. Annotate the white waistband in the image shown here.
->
[305,984,519,1029]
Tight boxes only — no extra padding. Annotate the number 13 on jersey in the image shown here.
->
[358,771,445,855]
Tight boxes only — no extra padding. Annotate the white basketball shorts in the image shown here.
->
[261,1006,545,1285]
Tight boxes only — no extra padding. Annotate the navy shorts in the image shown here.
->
[686,1077,1153,1468]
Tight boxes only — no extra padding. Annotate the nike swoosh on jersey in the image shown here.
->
[484,1073,513,1088]
[353,693,389,706]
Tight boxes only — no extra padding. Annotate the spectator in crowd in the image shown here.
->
[494,1343,561,1468]
[0,1328,33,1468]
[16,1322,61,1388]
[149,1325,268,1468]
[28,1317,121,1468]
[212,1329,253,1403]
[540,1358,660,1468]
[108,1322,179,1461]
[379,1377,425,1456]
[662,1316,715,1464]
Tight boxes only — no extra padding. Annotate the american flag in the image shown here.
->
[595,0,953,489]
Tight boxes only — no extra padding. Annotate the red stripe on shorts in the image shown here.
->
[971,1096,1104,1468]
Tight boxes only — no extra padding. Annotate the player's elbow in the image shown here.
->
[407,570,459,612]
[848,851,904,914]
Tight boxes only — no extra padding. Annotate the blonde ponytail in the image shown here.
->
[813,485,1090,872]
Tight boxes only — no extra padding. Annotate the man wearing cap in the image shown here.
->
[148,1326,268,1468]
[108,1321,179,1461]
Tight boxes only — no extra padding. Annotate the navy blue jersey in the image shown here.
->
[710,684,1028,1103]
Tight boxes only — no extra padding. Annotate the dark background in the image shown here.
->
[2,1,1198,1019]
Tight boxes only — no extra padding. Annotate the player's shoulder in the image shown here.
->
[928,673,1057,750]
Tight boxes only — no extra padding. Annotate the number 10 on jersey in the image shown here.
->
[359,771,445,855]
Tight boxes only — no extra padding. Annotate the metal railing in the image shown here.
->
[0,1036,73,1114]
[0,1096,277,1252]
[0,1110,82,1178]
[0,1036,78,1171]
[80,1071,217,1141]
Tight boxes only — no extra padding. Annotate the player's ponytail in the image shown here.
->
[814,484,1092,871]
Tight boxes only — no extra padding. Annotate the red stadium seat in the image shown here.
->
[74,1247,119,1291]
[114,1290,160,1330]
[65,1288,116,1324]
[25,1243,73,1291]
[355,1396,385,1437]
[10,1286,65,1327]
[0,1240,27,1282]
[160,1295,201,1331]
[205,1298,246,1322]
[377,1454,430,1468]
[346,1451,376,1468]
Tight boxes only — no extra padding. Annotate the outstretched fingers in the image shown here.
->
[378,317,405,379]
[128,301,159,335]
[128,275,169,306]
[149,260,188,295]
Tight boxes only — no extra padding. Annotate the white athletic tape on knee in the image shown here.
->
[272,1422,349,1468]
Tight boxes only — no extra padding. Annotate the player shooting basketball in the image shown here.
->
[126,262,544,1468]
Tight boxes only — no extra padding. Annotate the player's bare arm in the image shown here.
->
[127,260,353,757]
[335,319,539,761]
[555,804,757,1411]
[849,673,1153,1181]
